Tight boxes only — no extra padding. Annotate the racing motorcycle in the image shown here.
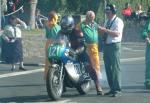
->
[46,43,91,100]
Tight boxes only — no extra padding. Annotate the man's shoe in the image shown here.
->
[145,82,150,89]
[104,91,113,95]
[11,68,15,71]
[97,91,104,96]
[19,67,27,71]
[111,91,122,97]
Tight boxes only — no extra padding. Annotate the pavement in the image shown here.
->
[0,43,150,103]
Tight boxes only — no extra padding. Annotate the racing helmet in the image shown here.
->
[60,16,75,33]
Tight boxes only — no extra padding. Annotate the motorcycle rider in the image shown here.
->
[55,16,91,86]
[56,16,104,94]
[56,16,89,63]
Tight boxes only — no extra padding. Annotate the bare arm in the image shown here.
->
[145,37,150,44]
[1,29,11,42]
[16,18,27,29]
[38,14,48,20]
[98,26,120,37]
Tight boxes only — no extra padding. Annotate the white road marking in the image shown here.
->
[100,57,144,64]
[39,99,78,103]
[9,99,78,103]
[123,47,144,52]
[0,57,145,79]
[121,57,144,62]
[0,68,44,79]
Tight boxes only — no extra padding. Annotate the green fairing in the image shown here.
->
[45,24,61,39]
[80,22,98,44]
[47,44,65,60]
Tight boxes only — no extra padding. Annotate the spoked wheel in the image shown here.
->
[76,63,91,95]
[46,65,64,100]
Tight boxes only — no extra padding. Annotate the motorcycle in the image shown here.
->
[46,43,91,100]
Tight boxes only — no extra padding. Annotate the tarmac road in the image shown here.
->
[0,43,150,103]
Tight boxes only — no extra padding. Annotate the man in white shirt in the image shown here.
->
[99,4,124,97]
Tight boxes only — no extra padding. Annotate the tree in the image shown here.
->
[106,0,110,4]
[28,0,38,29]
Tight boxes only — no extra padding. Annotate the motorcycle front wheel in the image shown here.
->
[46,65,64,100]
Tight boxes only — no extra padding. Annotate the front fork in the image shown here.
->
[59,63,64,84]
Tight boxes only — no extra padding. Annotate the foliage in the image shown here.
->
[37,0,150,22]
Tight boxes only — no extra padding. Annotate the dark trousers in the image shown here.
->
[145,43,150,88]
[1,16,6,29]
[103,43,121,93]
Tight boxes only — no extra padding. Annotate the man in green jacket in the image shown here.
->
[141,18,150,89]
[80,11,103,95]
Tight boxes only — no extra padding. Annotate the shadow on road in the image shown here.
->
[0,84,45,88]
[122,85,145,89]
[122,85,150,93]
[0,95,49,102]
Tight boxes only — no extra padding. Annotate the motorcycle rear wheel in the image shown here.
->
[46,65,64,100]
[76,81,91,95]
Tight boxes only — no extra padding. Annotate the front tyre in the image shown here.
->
[46,65,64,100]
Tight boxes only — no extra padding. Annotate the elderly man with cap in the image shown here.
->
[99,4,124,97]
[80,10,103,95]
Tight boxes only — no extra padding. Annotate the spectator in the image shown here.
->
[122,2,132,21]
[1,0,7,29]
[1,15,27,71]
[135,4,143,15]
[141,18,150,89]
[132,4,144,21]
[99,4,124,97]
[139,13,149,26]
[7,0,16,14]
[147,7,150,18]
[44,11,61,79]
